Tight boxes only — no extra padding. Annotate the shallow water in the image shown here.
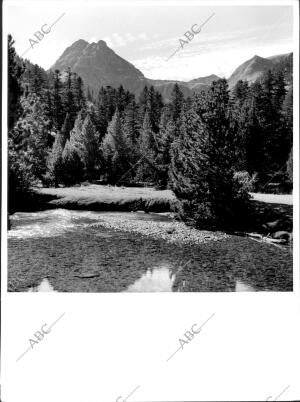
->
[126,267,256,292]
[235,280,255,292]
[25,269,256,293]
[126,266,176,292]
[8,209,292,292]
[9,209,171,239]
[28,278,56,292]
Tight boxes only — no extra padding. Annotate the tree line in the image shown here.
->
[8,35,293,227]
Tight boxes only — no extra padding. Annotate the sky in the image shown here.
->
[4,1,295,81]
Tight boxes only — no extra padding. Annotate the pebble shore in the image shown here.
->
[93,212,228,245]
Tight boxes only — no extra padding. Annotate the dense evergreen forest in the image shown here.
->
[8,35,293,228]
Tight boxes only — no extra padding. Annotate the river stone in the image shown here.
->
[74,273,100,278]
[272,231,290,241]
[263,219,292,232]
[262,220,280,231]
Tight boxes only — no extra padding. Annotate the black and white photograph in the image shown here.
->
[6,2,295,293]
[1,1,300,401]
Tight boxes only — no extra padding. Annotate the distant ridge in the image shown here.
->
[228,53,293,88]
[50,39,293,98]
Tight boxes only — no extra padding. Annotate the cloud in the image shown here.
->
[112,32,126,47]
[89,36,98,43]
[102,36,114,48]
[125,32,135,42]
[138,32,147,40]
[138,20,292,59]
[132,39,293,81]
[100,32,151,49]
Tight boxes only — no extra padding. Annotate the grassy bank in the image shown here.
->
[11,184,178,213]
[10,185,293,237]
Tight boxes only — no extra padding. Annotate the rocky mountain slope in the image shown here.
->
[50,39,220,98]
[51,39,148,95]
[50,39,293,98]
[228,53,293,88]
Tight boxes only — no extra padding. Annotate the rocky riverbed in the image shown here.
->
[8,209,292,292]
[89,211,228,245]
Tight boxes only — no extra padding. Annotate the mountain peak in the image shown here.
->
[72,39,89,47]
[228,53,292,88]
[97,40,107,47]
[50,38,146,93]
[251,55,266,63]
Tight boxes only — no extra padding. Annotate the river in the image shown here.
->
[8,209,292,292]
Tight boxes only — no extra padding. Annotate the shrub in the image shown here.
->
[233,171,256,193]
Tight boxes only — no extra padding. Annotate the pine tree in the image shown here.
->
[232,80,250,170]
[73,74,86,113]
[11,94,51,181]
[170,83,184,123]
[170,80,248,228]
[145,86,163,133]
[169,108,207,222]
[62,68,77,127]
[86,86,94,103]
[283,87,293,130]
[123,100,140,146]
[94,86,109,140]
[68,113,84,169]
[60,113,73,148]
[26,101,50,179]
[61,140,84,185]
[261,69,275,98]
[232,80,249,104]
[47,132,64,187]
[116,85,127,113]
[47,113,76,186]
[135,111,158,183]
[80,114,100,180]
[8,35,24,130]
[158,105,172,131]
[283,87,293,152]
[105,86,117,121]
[138,86,149,123]
[44,89,54,135]
[258,70,289,176]
[8,138,34,196]
[101,109,131,183]
[273,69,286,109]
[270,71,289,173]
[155,118,176,188]
[122,100,141,168]
[52,70,64,130]
[246,81,274,181]
[8,59,36,199]
[32,64,45,96]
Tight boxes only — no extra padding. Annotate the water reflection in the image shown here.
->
[126,266,175,292]
[125,265,256,292]
[28,278,56,292]
[235,280,256,292]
